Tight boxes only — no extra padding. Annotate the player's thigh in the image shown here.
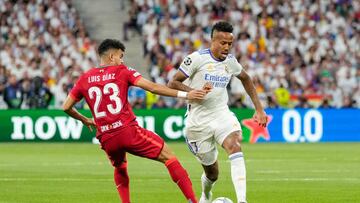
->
[185,118,218,166]
[126,125,165,160]
[214,112,242,146]
[101,134,127,167]
[186,135,218,166]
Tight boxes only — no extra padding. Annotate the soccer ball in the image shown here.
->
[212,197,234,203]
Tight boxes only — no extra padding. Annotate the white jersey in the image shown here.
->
[179,48,243,122]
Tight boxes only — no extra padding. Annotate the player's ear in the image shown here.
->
[109,52,114,62]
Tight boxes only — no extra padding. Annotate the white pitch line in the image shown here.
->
[0,178,112,182]
[255,169,355,174]
[0,162,108,167]
[250,178,360,182]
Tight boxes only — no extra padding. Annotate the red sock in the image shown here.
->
[165,158,198,203]
[114,163,130,203]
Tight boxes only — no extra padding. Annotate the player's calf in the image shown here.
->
[114,163,130,203]
[165,157,198,203]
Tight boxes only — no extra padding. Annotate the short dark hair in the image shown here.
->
[97,39,125,56]
[211,21,233,38]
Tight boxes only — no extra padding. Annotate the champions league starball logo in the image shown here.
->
[184,57,192,66]
[242,115,272,143]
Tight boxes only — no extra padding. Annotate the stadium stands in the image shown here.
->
[0,0,98,109]
[126,0,359,109]
[0,0,359,109]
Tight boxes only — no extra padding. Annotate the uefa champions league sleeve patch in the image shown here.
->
[184,57,192,66]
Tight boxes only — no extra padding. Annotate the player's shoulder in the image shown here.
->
[106,64,127,71]
[83,65,125,77]
[99,64,134,75]
[227,54,235,59]
[124,65,137,73]
[225,54,238,64]
[197,48,211,55]
[184,49,208,61]
[84,66,102,75]
[120,65,142,79]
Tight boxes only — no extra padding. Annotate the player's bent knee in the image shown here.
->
[157,144,176,163]
[223,134,242,154]
[225,143,241,154]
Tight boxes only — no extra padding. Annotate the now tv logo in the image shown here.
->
[11,116,84,140]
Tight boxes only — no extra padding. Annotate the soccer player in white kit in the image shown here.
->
[168,21,268,203]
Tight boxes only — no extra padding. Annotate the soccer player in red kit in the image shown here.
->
[63,39,209,203]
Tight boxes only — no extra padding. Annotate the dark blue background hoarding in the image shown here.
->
[262,109,360,143]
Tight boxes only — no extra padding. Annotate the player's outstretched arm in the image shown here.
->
[63,95,96,131]
[237,70,268,127]
[167,71,193,92]
[135,77,207,100]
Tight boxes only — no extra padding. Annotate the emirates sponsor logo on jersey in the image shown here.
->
[204,73,230,88]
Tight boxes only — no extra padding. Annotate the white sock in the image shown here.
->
[201,172,215,198]
[229,152,246,203]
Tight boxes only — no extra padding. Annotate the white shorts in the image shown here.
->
[184,111,242,166]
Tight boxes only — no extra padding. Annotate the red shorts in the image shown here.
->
[100,124,164,167]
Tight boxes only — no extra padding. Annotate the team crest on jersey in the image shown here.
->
[224,65,229,73]
[184,57,192,66]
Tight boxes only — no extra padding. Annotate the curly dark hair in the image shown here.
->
[97,39,125,56]
[211,21,233,38]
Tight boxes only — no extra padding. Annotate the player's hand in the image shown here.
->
[253,110,268,127]
[202,82,213,93]
[187,89,207,100]
[82,117,96,132]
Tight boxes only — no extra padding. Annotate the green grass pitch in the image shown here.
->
[0,142,359,203]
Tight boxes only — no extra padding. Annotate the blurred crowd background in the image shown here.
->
[0,0,97,109]
[0,0,359,110]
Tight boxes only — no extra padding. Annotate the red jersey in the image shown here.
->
[69,65,142,141]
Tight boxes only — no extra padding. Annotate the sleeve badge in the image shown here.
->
[184,57,192,66]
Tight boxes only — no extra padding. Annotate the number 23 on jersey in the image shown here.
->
[88,82,122,118]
